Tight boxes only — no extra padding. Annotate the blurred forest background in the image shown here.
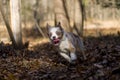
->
[0,0,120,43]
[0,0,120,80]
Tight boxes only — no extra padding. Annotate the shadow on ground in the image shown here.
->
[0,34,120,80]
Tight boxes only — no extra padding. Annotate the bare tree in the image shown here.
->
[33,0,46,38]
[74,0,84,36]
[63,0,74,32]
[62,0,84,36]
[10,0,23,49]
[39,0,54,27]
[47,0,55,25]
[54,0,70,32]
[39,0,48,27]
[0,0,17,47]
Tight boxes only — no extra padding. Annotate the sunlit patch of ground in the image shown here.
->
[84,28,120,37]
[0,22,120,43]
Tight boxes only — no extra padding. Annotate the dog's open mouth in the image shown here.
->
[53,39,60,45]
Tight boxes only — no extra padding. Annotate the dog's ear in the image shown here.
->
[57,22,61,27]
[56,22,63,30]
[56,22,61,27]
[46,23,51,31]
[46,23,51,36]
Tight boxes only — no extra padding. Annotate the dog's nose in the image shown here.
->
[53,36,56,39]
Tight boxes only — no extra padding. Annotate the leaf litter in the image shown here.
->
[0,34,120,80]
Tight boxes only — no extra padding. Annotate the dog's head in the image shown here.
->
[47,22,64,46]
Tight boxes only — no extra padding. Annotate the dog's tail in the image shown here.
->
[78,37,87,60]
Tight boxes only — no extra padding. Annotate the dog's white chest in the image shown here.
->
[59,38,69,51]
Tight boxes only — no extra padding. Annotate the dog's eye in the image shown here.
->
[56,31,62,36]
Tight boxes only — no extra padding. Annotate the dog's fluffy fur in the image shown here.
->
[47,22,86,63]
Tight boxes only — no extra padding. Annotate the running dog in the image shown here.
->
[47,22,86,63]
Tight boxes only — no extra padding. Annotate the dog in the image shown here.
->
[47,22,86,63]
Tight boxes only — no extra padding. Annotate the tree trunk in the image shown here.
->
[39,0,48,27]
[63,0,74,32]
[47,0,55,25]
[74,0,84,36]
[54,0,70,32]
[33,0,46,38]
[38,0,55,27]
[10,0,23,49]
[0,0,16,47]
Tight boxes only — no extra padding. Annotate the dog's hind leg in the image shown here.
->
[78,38,87,60]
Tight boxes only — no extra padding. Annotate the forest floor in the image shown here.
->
[0,34,120,80]
[0,25,120,80]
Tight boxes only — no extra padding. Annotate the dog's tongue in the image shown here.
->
[53,39,60,44]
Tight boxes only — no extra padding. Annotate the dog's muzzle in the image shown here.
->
[52,38,60,46]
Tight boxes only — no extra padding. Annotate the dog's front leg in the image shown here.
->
[70,52,77,61]
[68,40,77,61]
[69,49,77,64]
[59,52,71,62]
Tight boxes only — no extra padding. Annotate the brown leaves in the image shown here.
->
[0,35,120,80]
